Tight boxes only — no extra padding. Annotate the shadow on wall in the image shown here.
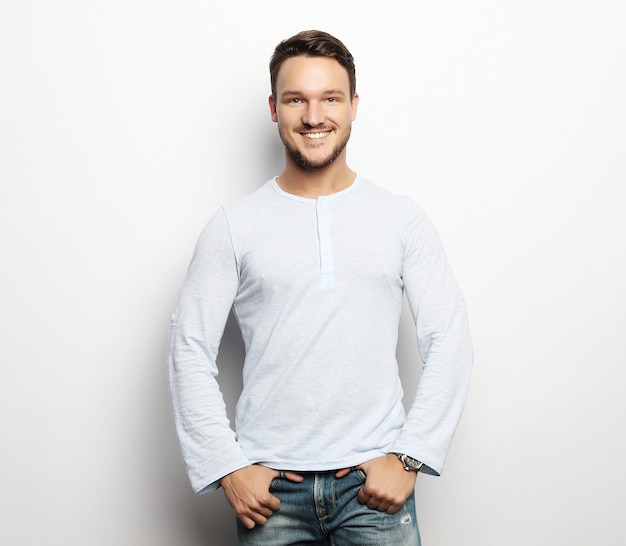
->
[246,116,285,191]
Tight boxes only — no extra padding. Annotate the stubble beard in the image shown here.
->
[280,125,352,171]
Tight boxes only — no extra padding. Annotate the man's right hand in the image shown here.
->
[220,465,303,529]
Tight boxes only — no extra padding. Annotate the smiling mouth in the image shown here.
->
[302,131,331,139]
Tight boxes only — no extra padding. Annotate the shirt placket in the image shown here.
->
[316,198,334,291]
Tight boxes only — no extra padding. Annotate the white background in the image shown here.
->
[1,1,625,544]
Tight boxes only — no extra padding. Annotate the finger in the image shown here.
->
[261,494,281,512]
[334,468,351,478]
[372,498,388,511]
[254,504,274,518]
[386,503,401,515]
[284,471,304,482]
[239,515,258,530]
[357,487,370,505]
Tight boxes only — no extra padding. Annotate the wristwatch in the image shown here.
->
[392,452,424,472]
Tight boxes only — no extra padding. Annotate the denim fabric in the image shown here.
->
[237,469,421,546]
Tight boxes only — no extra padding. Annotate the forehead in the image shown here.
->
[275,55,351,95]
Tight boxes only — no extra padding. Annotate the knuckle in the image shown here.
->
[394,493,407,504]
[364,485,382,498]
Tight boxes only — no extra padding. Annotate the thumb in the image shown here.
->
[334,467,352,479]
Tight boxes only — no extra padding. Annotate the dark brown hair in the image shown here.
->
[270,30,356,100]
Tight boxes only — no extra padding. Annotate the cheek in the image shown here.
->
[276,109,302,128]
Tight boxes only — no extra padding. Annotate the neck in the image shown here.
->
[277,158,356,199]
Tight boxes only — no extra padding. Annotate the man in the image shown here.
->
[168,30,472,545]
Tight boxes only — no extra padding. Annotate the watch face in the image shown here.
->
[403,455,423,471]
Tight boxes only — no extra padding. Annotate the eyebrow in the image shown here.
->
[281,89,347,99]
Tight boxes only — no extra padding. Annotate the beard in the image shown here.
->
[279,125,352,171]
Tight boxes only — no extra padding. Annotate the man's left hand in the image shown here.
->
[342,454,417,514]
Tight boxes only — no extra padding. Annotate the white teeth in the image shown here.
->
[304,132,330,139]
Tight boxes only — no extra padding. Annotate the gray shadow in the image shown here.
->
[396,297,424,413]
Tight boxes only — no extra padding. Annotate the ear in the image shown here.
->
[269,94,278,123]
[351,92,359,121]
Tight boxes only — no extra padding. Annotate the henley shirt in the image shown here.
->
[168,176,473,493]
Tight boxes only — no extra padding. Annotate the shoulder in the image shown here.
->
[222,179,277,218]
[195,181,274,243]
[355,177,430,222]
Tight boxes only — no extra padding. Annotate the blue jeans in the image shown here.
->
[236,469,421,545]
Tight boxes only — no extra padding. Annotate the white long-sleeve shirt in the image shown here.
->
[168,176,472,493]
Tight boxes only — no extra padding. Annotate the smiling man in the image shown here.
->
[270,54,357,175]
[168,30,473,545]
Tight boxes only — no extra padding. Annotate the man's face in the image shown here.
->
[269,56,358,171]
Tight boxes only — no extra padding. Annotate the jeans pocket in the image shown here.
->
[269,477,280,492]
[354,468,367,481]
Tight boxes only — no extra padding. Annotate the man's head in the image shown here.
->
[269,31,358,172]
[270,30,357,102]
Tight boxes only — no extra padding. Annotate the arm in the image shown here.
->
[337,200,472,514]
[169,209,304,524]
[168,208,250,493]
[337,202,471,512]
[390,201,473,475]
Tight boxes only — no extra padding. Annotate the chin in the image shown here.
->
[288,143,346,171]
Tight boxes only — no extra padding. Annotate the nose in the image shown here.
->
[302,101,324,127]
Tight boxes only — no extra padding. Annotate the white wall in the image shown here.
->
[1,1,624,544]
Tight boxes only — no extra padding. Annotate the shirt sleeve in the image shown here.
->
[167,208,251,493]
[390,200,473,476]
